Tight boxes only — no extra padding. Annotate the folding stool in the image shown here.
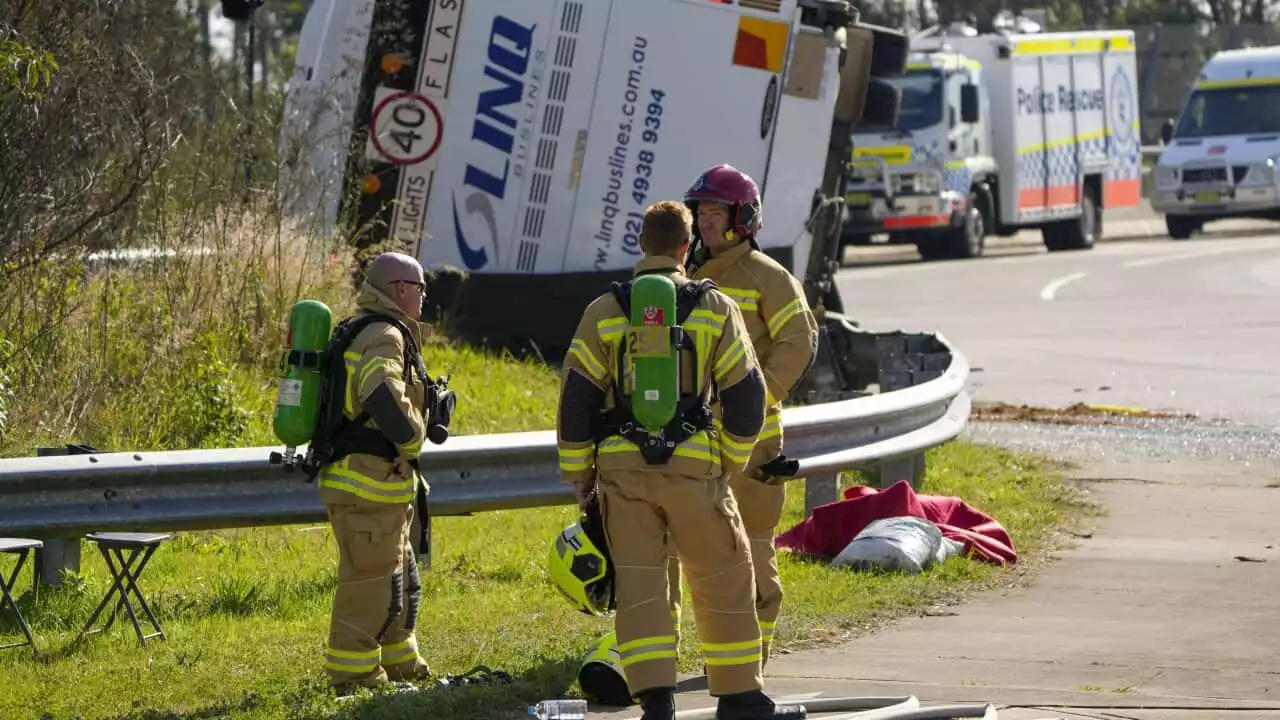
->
[81,532,171,646]
[0,538,42,654]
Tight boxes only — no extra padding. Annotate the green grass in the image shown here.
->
[0,438,1089,720]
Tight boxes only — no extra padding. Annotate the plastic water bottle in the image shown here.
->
[528,698,588,719]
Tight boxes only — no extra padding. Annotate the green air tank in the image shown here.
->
[273,299,332,447]
[626,274,680,432]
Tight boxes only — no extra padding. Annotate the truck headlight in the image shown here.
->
[890,173,941,195]
[1155,165,1179,190]
[849,164,880,183]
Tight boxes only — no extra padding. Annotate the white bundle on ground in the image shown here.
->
[831,516,965,574]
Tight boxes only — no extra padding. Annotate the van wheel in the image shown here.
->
[1166,215,1200,240]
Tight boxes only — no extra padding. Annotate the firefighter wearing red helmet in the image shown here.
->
[677,163,820,668]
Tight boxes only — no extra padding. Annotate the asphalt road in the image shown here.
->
[837,231,1280,431]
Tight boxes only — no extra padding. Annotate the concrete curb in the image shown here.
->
[842,213,1277,265]
[1105,213,1278,242]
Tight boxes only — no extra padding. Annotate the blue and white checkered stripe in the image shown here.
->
[1016,127,1141,222]
[942,163,972,195]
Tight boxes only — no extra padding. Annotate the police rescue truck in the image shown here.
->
[274,0,905,367]
[1151,45,1280,239]
[840,23,1143,260]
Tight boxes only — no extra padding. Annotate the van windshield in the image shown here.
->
[1174,85,1280,138]
[854,70,944,132]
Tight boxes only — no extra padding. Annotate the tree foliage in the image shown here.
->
[0,2,202,275]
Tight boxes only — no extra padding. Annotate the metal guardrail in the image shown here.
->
[0,330,970,561]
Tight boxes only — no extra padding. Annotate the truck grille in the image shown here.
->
[739,0,783,11]
[1182,167,1227,184]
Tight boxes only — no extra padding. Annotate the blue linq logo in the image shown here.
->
[453,14,537,270]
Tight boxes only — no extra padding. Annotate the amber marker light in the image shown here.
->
[381,53,407,75]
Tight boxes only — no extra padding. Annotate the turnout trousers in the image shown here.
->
[324,502,431,688]
[667,442,786,665]
[598,468,764,697]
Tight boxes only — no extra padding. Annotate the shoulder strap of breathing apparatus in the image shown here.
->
[302,311,428,482]
[598,271,718,465]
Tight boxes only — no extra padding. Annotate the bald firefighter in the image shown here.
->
[678,164,820,666]
[557,200,806,720]
[316,252,434,694]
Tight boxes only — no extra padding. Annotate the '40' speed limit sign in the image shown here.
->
[369,91,444,166]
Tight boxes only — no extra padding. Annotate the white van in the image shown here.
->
[1152,46,1280,239]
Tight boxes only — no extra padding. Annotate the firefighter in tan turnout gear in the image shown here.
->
[317,252,434,693]
[679,164,820,667]
[556,200,807,720]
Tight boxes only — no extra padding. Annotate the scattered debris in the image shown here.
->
[972,402,1196,425]
[1233,555,1266,563]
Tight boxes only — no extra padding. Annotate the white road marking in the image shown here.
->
[1122,243,1279,269]
[1039,271,1087,301]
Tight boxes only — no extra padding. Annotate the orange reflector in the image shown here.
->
[381,53,406,74]
[362,175,381,194]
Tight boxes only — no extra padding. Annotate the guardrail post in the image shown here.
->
[872,334,952,489]
[34,446,88,587]
[804,473,840,518]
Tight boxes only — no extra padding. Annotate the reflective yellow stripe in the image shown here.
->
[318,458,414,503]
[687,327,715,390]
[702,638,763,666]
[568,339,606,381]
[344,359,356,415]
[760,414,782,441]
[705,651,762,666]
[686,308,726,333]
[558,445,594,471]
[598,433,719,465]
[598,316,627,344]
[759,619,777,639]
[326,645,380,674]
[618,635,679,668]
[382,637,418,666]
[721,445,752,466]
[715,423,755,464]
[358,356,399,395]
[1011,34,1133,56]
[718,431,755,455]
[1197,77,1280,90]
[719,287,761,313]
[766,298,805,338]
[713,334,747,382]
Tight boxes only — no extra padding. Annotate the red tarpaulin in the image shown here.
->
[774,480,1018,566]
